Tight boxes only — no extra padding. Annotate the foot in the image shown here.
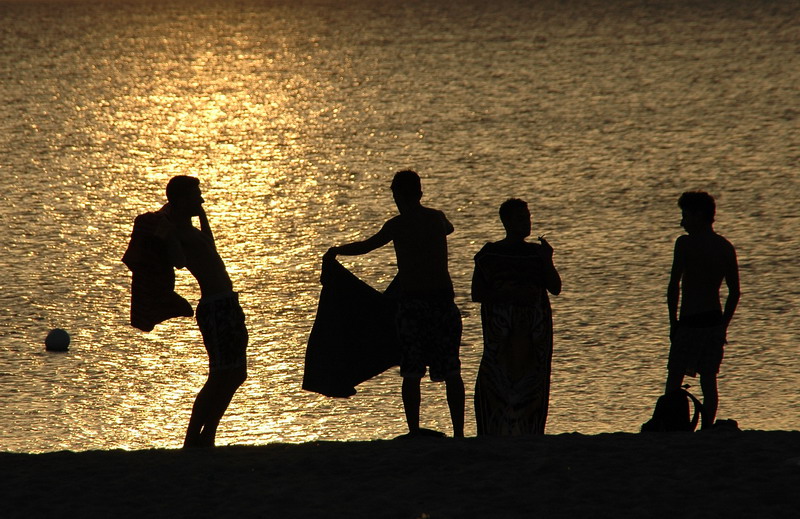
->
[396,427,447,439]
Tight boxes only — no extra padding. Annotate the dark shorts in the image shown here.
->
[396,298,462,381]
[668,324,725,377]
[196,292,248,374]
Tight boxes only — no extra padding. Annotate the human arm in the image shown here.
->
[325,223,393,260]
[197,206,215,242]
[722,245,740,330]
[442,212,454,235]
[667,237,686,338]
[537,236,562,296]
[471,248,489,302]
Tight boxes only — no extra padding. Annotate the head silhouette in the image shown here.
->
[391,170,422,201]
[167,175,200,202]
[678,191,716,235]
[499,198,531,239]
[678,191,715,223]
[166,175,203,216]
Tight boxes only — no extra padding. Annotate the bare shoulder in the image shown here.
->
[384,214,402,228]
[712,232,737,255]
[419,205,446,218]
[674,234,690,251]
[429,207,453,233]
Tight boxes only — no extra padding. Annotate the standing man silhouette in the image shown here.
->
[325,170,465,437]
[665,191,739,429]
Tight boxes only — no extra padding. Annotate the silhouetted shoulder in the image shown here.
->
[474,241,493,258]
[387,207,453,236]
[382,214,402,234]
[428,207,454,235]
[716,233,737,252]
[675,234,689,244]
[677,232,736,254]
[476,240,539,258]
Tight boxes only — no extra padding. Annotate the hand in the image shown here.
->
[323,247,339,262]
[537,235,554,257]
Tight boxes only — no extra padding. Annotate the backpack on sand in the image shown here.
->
[641,385,704,432]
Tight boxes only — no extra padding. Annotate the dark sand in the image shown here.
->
[3,430,799,518]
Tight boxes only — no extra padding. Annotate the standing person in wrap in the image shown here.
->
[471,198,561,435]
[325,170,465,438]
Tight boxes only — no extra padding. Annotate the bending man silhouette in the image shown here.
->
[665,191,739,430]
[325,170,465,437]
[162,176,248,448]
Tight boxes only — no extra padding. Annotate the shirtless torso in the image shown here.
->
[669,229,739,327]
[383,206,454,298]
[178,224,233,298]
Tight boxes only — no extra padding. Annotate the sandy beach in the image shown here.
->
[3,430,798,518]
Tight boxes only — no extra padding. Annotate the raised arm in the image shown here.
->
[442,212,454,235]
[537,237,562,296]
[197,207,216,243]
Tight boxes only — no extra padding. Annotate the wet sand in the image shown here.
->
[3,430,798,518]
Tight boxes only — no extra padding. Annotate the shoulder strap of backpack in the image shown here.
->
[682,388,704,431]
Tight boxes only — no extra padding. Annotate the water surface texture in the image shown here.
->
[1,0,798,452]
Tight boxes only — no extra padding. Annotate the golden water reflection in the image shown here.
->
[1,0,798,452]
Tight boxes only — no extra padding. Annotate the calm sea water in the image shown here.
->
[1,0,797,452]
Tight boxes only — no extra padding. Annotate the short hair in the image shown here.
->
[166,176,200,203]
[390,170,422,200]
[678,191,716,223]
[499,198,528,225]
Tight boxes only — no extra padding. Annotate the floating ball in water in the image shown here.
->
[45,328,70,352]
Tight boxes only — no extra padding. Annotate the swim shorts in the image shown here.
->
[396,298,462,381]
[668,324,725,377]
[196,292,248,373]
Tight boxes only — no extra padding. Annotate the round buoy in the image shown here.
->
[45,328,70,352]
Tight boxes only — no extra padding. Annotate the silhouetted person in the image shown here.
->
[664,191,739,430]
[325,170,465,437]
[162,176,248,448]
[471,198,561,435]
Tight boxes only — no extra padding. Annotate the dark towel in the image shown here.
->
[122,210,193,332]
[303,258,400,397]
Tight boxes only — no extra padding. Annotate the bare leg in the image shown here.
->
[184,382,215,448]
[184,368,246,448]
[665,369,685,394]
[401,377,422,434]
[445,374,465,438]
[197,369,246,447]
[699,372,718,430]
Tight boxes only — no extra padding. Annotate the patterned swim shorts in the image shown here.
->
[196,292,248,373]
[396,298,462,381]
[668,324,725,377]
